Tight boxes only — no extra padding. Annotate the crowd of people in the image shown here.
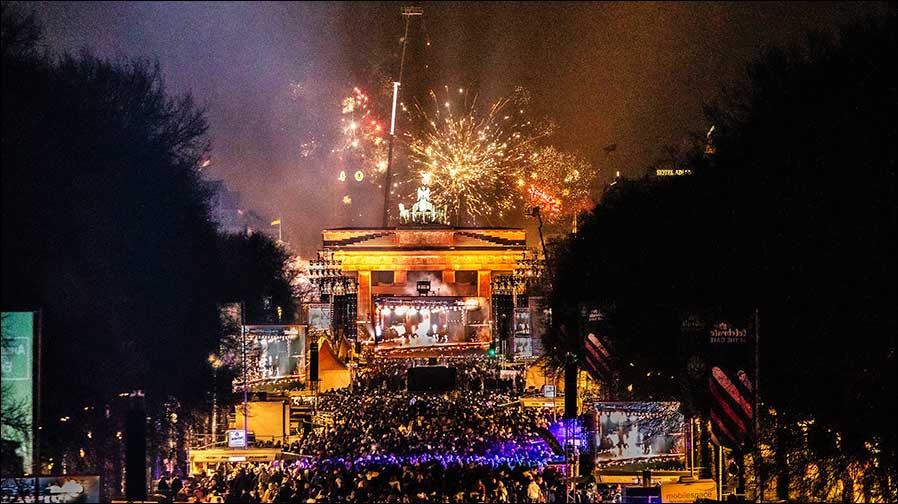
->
[158,458,592,503]
[162,357,616,503]
[286,388,556,462]
[354,356,525,394]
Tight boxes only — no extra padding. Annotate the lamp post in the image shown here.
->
[207,354,222,446]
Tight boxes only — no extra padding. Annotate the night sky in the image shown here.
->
[23,1,891,255]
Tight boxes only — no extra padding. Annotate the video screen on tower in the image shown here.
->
[225,325,306,390]
[594,402,685,462]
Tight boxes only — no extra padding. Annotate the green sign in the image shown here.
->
[1,312,34,475]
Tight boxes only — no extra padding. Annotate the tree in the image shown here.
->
[2,5,222,482]
[703,15,897,501]
[215,232,302,324]
[548,14,896,502]
[1,3,41,60]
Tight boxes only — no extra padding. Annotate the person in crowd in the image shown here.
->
[170,474,183,500]
[156,475,170,496]
[207,488,224,503]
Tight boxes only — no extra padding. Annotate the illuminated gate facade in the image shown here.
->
[321,227,527,344]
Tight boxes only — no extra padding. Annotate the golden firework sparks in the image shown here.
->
[522,146,597,222]
[403,86,553,225]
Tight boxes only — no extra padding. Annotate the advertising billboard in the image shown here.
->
[594,402,685,462]
[707,315,756,448]
[513,308,531,335]
[227,429,247,448]
[0,476,100,503]
[1,312,34,475]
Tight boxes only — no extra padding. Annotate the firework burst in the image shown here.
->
[519,146,597,223]
[333,87,388,187]
[403,86,553,225]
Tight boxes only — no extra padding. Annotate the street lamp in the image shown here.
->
[207,354,222,445]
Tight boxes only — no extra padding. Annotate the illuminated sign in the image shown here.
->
[661,480,717,503]
[655,168,693,176]
[228,429,246,448]
[594,402,685,462]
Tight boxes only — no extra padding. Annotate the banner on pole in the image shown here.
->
[706,314,756,449]
[579,305,614,382]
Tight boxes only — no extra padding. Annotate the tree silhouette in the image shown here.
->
[549,14,896,501]
[2,5,219,483]
[215,232,302,324]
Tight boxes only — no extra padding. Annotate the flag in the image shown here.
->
[709,366,753,447]
[584,331,613,382]
[271,219,281,226]
[580,305,614,382]
[706,317,756,449]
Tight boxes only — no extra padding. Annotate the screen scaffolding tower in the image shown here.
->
[565,417,580,503]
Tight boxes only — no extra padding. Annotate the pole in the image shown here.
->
[754,308,762,501]
[383,124,396,227]
[719,445,724,501]
[211,365,218,441]
[531,207,548,262]
[383,81,400,226]
[382,7,422,228]
[33,309,42,503]
[690,418,695,478]
[241,302,248,449]
[278,221,282,242]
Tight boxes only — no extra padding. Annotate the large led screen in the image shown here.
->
[372,297,489,348]
[594,402,685,462]
[230,325,306,390]
[0,476,100,503]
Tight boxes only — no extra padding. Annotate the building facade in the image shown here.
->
[320,226,528,348]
